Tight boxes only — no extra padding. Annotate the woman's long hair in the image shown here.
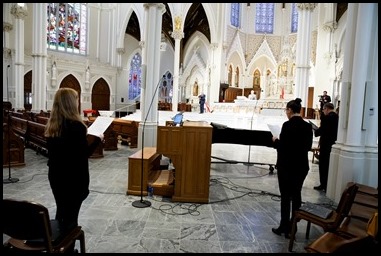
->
[45,88,86,137]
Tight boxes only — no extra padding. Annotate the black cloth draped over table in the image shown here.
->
[210,122,276,172]
[211,122,273,147]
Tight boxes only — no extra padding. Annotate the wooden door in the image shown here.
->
[91,78,110,112]
[60,74,81,113]
[24,71,32,111]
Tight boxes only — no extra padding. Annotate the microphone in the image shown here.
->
[132,74,164,208]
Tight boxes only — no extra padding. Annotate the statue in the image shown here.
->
[175,16,182,31]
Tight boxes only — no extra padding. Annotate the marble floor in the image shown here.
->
[3,112,333,253]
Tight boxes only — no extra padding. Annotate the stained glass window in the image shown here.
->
[291,3,298,33]
[231,3,240,28]
[158,71,173,103]
[255,3,274,34]
[47,3,87,55]
[128,53,142,100]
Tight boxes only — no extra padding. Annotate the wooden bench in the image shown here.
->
[35,115,49,125]
[10,116,28,139]
[85,118,117,151]
[26,121,48,155]
[127,147,161,196]
[8,111,106,158]
[112,119,139,148]
[3,123,25,167]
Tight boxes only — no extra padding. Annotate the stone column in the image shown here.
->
[171,15,184,112]
[294,3,316,116]
[3,16,13,102]
[10,3,28,110]
[138,3,166,149]
[31,3,48,111]
[326,3,378,202]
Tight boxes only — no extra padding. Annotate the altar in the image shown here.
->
[210,98,288,116]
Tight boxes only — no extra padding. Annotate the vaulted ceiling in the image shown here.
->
[125,3,210,52]
[125,4,347,58]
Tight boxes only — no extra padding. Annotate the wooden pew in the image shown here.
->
[26,121,48,155]
[103,124,118,151]
[35,116,49,125]
[112,119,139,148]
[3,123,25,167]
[85,117,118,151]
[10,116,28,139]
[9,113,105,158]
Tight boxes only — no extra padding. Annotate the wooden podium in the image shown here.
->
[157,121,212,203]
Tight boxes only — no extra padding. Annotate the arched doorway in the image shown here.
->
[91,78,110,111]
[59,74,81,113]
[24,71,32,111]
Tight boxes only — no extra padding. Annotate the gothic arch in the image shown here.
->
[59,74,81,113]
[24,71,32,111]
[92,78,110,111]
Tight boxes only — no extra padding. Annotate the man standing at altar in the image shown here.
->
[248,90,257,100]
[198,93,206,113]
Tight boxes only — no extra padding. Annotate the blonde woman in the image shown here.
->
[45,88,103,246]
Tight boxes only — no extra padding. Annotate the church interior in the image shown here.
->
[3,3,378,253]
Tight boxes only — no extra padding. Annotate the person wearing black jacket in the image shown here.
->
[198,92,206,113]
[44,88,103,240]
[319,91,331,116]
[271,98,313,238]
[313,102,339,192]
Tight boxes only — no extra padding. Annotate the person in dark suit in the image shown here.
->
[44,88,103,244]
[313,102,339,192]
[198,93,206,113]
[319,91,331,116]
[271,98,313,238]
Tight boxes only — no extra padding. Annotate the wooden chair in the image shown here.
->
[3,198,86,253]
[304,215,377,253]
[304,230,373,253]
[288,182,359,252]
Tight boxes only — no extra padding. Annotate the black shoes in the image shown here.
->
[313,185,326,191]
[272,226,290,239]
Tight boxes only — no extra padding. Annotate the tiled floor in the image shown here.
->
[3,113,333,253]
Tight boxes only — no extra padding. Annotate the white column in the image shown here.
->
[326,3,378,202]
[3,4,13,102]
[138,3,166,149]
[294,3,316,116]
[171,16,184,111]
[10,4,28,110]
[31,3,48,111]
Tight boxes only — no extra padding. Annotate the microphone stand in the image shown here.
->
[3,112,19,184]
[132,77,163,208]
[243,99,258,167]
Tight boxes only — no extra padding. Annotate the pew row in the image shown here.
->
[10,115,104,158]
